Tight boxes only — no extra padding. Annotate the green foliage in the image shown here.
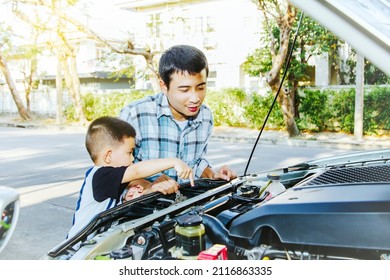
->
[288,13,340,85]
[364,87,390,132]
[242,48,272,76]
[63,87,389,136]
[205,88,247,127]
[97,51,136,81]
[243,92,284,129]
[364,63,390,85]
[244,11,340,86]
[330,89,355,133]
[299,87,390,135]
[342,52,390,85]
[297,89,331,131]
[64,90,152,121]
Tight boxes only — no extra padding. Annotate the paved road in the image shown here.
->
[0,126,364,260]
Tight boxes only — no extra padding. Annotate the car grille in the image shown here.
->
[303,165,390,186]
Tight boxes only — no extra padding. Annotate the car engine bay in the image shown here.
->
[46,149,390,260]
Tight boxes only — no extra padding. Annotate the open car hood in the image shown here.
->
[288,0,390,75]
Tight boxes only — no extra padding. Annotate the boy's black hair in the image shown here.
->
[85,116,136,163]
[158,44,209,89]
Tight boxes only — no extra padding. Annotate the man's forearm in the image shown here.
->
[129,179,152,188]
[201,166,214,178]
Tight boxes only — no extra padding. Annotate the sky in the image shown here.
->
[69,0,135,40]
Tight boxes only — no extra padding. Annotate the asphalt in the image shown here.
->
[1,115,389,150]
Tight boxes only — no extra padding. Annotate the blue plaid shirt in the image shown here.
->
[119,92,213,183]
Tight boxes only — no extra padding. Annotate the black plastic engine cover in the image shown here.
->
[229,169,390,250]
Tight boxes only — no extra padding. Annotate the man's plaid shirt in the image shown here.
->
[119,92,213,183]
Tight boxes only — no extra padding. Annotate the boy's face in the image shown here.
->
[109,137,135,167]
[160,69,207,121]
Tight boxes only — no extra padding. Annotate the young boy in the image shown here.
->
[67,116,194,239]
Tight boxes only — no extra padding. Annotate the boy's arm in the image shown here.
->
[122,158,194,186]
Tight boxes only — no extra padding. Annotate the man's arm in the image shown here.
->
[201,165,237,181]
[200,166,214,179]
[129,175,180,195]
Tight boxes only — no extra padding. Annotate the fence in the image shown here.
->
[0,86,127,116]
[0,87,74,117]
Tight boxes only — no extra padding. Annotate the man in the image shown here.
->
[119,44,236,189]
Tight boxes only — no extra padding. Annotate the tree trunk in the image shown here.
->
[61,58,78,118]
[281,89,300,137]
[60,55,86,124]
[57,21,87,124]
[69,54,86,124]
[25,85,31,114]
[270,83,300,137]
[267,72,300,137]
[0,51,31,120]
[56,53,63,124]
[25,54,37,114]
[259,1,300,137]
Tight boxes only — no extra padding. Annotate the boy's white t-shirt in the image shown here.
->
[67,165,128,239]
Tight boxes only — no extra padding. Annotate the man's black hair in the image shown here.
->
[158,45,209,88]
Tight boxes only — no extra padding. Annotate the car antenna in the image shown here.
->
[243,12,304,176]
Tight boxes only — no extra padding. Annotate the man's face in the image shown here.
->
[161,69,207,121]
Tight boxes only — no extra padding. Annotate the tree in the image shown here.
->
[11,0,88,123]
[10,0,161,124]
[342,50,390,85]
[11,6,44,115]
[0,23,31,120]
[55,6,160,92]
[245,0,339,137]
[249,0,299,137]
[0,50,31,120]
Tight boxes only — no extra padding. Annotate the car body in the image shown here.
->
[0,186,20,254]
[45,0,390,260]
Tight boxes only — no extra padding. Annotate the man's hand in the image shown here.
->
[213,165,237,181]
[123,184,144,201]
[145,174,180,195]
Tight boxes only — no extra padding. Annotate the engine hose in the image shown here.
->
[202,214,246,257]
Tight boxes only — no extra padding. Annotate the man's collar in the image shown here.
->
[156,93,172,119]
